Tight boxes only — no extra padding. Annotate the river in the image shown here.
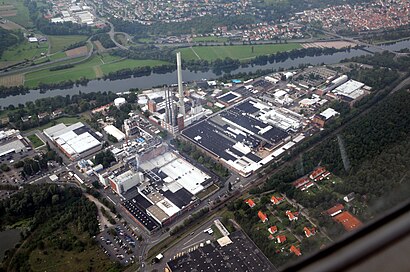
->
[1,40,409,107]
[0,229,21,260]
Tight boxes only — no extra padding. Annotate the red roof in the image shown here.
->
[268,234,274,240]
[277,235,287,243]
[268,226,278,234]
[326,204,345,216]
[258,210,268,222]
[293,177,310,188]
[271,195,284,204]
[290,245,301,256]
[286,210,298,221]
[245,199,256,208]
[334,211,363,231]
[303,227,315,237]
[309,167,327,180]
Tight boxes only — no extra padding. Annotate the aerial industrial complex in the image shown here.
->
[182,98,306,177]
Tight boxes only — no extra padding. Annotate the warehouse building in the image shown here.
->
[44,122,102,161]
[108,169,144,195]
[104,125,126,142]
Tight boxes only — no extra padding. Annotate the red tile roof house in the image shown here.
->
[268,226,278,234]
[309,167,327,181]
[293,177,310,189]
[303,227,316,238]
[245,199,256,208]
[286,210,298,221]
[277,235,287,244]
[271,195,284,205]
[268,234,275,240]
[258,210,268,223]
[326,204,344,217]
[290,245,302,256]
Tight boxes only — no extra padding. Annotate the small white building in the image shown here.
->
[104,125,125,142]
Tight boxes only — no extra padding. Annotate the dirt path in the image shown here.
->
[93,65,103,78]
[85,193,116,228]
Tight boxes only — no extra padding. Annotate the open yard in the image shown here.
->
[24,54,169,88]
[48,35,88,54]
[178,43,301,61]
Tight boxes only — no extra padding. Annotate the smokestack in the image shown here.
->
[176,52,185,117]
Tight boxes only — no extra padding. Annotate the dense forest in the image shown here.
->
[0,185,121,271]
[91,33,116,49]
[0,29,24,58]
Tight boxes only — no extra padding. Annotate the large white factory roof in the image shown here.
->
[44,122,101,158]
[140,151,210,195]
[156,198,180,217]
[333,80,365,100]
[104,125,125,141]
[320,108,339,120]
[0,140,26,157]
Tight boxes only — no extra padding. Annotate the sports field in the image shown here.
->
[24,54,169,88]
[48,35,88,54]
[178,43,301,61]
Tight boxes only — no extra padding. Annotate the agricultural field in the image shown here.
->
[179,43,301,61]
[0,41,48,62]
[0,74,24,87]
[0,0,32,28]
[48,35,88,54]
[24,54,169,88]
[65,46,88,57]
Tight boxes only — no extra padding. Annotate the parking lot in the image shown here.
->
[97,224,139,265]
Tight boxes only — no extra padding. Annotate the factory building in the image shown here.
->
[43,122,102,161]
[108,169,144,195]
[104,125,126,142]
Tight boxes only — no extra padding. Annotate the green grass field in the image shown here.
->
[192,36,228,43]
[0,41,49,62]
[27,134,44,148]
[0,0,32,28]
[24,54,169,88]
[48,35,89,54]
[178,43,301,61]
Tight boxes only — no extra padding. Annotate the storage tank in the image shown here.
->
[114,97,127,108]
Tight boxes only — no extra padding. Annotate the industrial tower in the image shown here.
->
[176,52,186,117]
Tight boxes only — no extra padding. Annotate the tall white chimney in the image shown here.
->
[176,52,185,117]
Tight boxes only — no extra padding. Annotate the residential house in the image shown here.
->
[286,210,298,221]
[258,210,268,223]
[245,199,256,208]
[277,235,287,244]
[290,245,302,256]
[268,226,278,235]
